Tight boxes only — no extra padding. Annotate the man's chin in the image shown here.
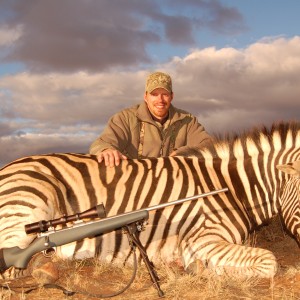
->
[155,109,167,116]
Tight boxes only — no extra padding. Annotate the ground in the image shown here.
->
[1,216,300,300]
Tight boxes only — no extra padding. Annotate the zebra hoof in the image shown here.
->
[186,259,206,274]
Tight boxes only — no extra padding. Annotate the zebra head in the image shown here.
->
[276,160,300,243]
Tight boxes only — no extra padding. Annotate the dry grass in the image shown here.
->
[1,217,300,300]
[1,258,300,300]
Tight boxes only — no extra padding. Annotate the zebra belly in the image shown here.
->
[56,223,181,265]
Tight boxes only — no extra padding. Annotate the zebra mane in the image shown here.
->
[217,120,300,144]
[177,120,300,160]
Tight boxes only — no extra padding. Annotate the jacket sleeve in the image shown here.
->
[176,115,214,152]
[89,111,131,155]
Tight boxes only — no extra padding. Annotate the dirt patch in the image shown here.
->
[1,217,300,300]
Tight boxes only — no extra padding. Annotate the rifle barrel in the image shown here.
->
[145,188,228,212]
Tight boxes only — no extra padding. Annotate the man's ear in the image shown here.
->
[144,92,148,103]
[170,92,174,102]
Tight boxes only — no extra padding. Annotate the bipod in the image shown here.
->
[125,222,164,297]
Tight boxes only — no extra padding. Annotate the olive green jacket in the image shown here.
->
[89,102,212,158]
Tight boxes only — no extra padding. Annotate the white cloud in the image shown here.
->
[0,25,23,46]
[0,71,146,124]
[0,132,96,167]
[0,36,299,167]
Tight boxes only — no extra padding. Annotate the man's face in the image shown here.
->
[144,88,173,121]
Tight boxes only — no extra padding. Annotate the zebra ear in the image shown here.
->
[276,161,300,176]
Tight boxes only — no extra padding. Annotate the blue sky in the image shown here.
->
[0,0,299,167]
[147,1,300,62]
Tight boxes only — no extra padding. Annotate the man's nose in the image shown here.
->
[157,94,164,101]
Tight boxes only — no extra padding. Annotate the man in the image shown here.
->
[89,71,212,167]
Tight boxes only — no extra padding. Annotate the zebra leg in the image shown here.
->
[181,238,278,278]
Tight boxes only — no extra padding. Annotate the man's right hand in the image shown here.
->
[96,149,127,167]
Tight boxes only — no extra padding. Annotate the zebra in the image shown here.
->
[0,121,299,280]
[276,160,300,239]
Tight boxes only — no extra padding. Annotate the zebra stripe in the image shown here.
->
[277,161,300,237]
[0,121,299,279]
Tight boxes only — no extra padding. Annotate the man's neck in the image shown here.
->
[151,113,169,125]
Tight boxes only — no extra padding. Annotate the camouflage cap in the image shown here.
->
[145,71,172,93]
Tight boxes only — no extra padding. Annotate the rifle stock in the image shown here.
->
[0,210,149,271]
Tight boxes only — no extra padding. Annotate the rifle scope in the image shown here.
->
[25,203,106,235]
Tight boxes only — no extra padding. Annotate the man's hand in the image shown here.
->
[96,149,127,167]
[169,150,177,156]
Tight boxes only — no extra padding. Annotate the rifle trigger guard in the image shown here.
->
[41,235,56,257]
[42,247,56,258]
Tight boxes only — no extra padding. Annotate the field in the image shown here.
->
[1,216,300,300]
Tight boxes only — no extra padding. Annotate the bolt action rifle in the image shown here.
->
[0,188,228,297]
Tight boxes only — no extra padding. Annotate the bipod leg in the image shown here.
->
[125,223,164,297]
